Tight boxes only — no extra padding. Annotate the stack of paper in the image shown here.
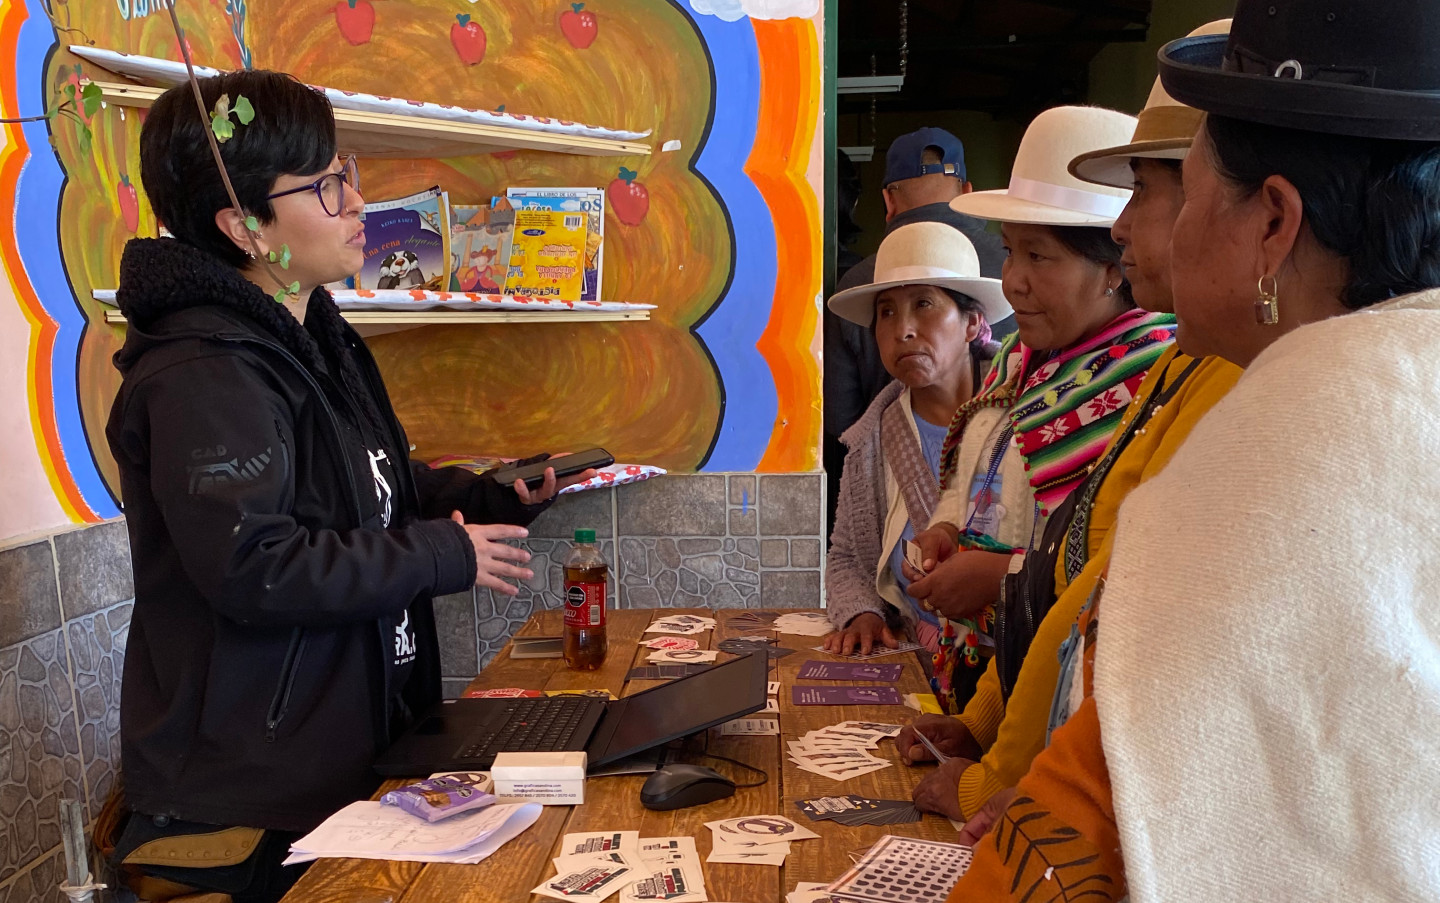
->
[704,816,818,866]
[645,615,717,636]
[623,837,708,903]
[787,722,902,781]
[283,799,541,865]
[773,612,834,636]
[535,831,641,903]
[533,832,710,903]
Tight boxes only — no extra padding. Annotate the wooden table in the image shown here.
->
[281,609,959,902]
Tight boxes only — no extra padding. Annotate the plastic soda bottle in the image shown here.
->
[563,529,607,670]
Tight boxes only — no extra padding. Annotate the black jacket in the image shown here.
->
[107,238,548,832]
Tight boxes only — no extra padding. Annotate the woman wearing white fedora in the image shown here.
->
[952,1,1440,899]
[899,20,1245,832]
[821,222,1010,659]
[900,105,1177,717]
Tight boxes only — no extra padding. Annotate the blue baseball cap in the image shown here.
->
[883,128,967,187]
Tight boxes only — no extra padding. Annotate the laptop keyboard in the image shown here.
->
[455,696,593,761]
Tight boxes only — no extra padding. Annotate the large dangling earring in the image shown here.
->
[1255,274,1280,326]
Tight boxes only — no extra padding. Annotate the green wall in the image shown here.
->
[1088,0,1237,113]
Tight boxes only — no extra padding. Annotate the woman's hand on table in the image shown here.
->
[910,756,974,822]
[897,714,982,764]
[906,550,1012,621]
[956,787,1017,847]
[823,612,900,657]
[512,467,599,505]
[450,511,533,595]
[901,523,960,582]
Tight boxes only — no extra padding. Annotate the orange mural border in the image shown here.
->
[748,16,822,472]
[0,1,95,522]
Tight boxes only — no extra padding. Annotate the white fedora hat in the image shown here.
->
[828,221,1011,327]
[1069,20,1232,189]
[950,105,1139,226]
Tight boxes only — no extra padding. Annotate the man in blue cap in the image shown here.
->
[824,128,1010,529]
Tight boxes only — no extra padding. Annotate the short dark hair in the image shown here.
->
[139,70,337,268]
[1047,224,1135,308]
[1205,114,1440,309]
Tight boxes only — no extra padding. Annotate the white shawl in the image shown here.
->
[1095,289,1440,902]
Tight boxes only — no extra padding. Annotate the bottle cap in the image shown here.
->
[574,528,597,544]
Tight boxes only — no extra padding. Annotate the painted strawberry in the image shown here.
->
[118,174,139,233]
[451,14,487,66]
[607,166,649,226]
[559,3,598,49]
[335,0,375,45]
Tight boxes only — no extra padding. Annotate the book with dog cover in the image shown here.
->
[358,186,451,292]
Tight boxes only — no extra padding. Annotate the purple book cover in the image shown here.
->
[797,661,902,682]
[792,686,903,706]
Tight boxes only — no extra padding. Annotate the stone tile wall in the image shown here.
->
[0,521,132,903]
[453,472,829,675]
[0,473,828,896]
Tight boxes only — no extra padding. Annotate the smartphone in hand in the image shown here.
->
[490,447,614,490]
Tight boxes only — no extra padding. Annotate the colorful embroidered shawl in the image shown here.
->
[939,308,1176,517]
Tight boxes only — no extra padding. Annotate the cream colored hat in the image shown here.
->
[950,105,1138,226]
[1069,19,1233,189]
[828,221,1011,327]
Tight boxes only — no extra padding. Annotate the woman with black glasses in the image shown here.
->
[105,70,587,901]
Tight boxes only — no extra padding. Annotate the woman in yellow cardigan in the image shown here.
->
[899,21,1243,824]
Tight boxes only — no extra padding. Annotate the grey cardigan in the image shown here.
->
[825,381,917,636]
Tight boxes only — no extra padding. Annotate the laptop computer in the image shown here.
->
[374,650,770,776]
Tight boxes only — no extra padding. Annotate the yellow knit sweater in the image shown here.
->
[953,348,1242,817]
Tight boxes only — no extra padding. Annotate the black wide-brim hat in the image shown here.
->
[1158,0,1440,141]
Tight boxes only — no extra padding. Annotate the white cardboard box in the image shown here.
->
[491,751,587,805]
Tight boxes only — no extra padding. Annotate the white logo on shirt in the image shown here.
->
[394,610,416,663]
[367,447,393,527]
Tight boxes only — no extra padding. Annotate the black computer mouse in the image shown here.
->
[639,763,737,810]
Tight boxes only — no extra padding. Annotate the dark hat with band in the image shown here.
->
[1158,0,1440,141]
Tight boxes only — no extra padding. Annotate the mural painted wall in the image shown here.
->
[0,0,824,537]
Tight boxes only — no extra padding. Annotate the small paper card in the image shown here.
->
[904,539,925,572]
[706,816,819,846]
[797,661,903,682]
[720,718,779,736]
[792,686,903,706]
[768,681,781,696]
[625,665,713,681]
[647,649,720,664]
[637,837,698,863]
[533,863,635,902]
[836,720,904,737]
[561,831,640,859]
[641,636,700,651]
[620,863,707,902]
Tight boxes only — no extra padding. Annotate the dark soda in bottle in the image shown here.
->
[563,528,607,670]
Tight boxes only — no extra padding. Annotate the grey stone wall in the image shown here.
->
[438,472,829,689]
[0,520,131,903]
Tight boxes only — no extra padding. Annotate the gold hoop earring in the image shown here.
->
[1255,274,1280,326]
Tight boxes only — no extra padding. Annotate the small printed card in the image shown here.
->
[640,636,700,651]
[720,718,779,736]
[647,649,720,664]
[797,661,903,682]
[792,686,903,706]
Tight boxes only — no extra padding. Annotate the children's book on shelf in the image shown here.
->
[506,187,605,301]
[449,199,516,293]
[504,209,588,301]
[358,187,451,291]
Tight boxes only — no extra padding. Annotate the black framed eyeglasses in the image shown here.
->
[265,155,360,217]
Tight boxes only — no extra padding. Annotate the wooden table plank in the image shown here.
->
[773,632,958,890]
[285,609,958,903]
[538,609,783,903]
[395,610,654,902]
